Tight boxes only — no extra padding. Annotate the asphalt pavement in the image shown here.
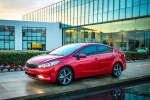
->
[0,60,150,100]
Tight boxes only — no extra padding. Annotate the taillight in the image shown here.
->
[113,49,125,57]
[122,53,125,57]
[120,52,125,57]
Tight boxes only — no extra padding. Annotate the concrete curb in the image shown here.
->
[7,75,150,100]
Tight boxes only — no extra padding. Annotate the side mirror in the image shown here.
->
[78,54,86,58]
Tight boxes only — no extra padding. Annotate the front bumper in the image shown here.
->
[25,67,56,82]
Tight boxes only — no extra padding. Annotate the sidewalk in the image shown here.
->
[0,60,150,100]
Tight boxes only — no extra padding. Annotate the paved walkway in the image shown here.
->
[0,60,150,100]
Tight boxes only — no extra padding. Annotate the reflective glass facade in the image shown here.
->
[0,26,15,50]
[23,0,150,51]
[64,17,150,51]
[22,27,46,50]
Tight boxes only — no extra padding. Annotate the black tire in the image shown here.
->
[57,67,73,85]
[111,63,122,77]
[111,89,122,100]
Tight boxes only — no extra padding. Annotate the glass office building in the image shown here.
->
[23,0,150,51]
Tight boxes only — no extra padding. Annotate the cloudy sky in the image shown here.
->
[0,0,62,20]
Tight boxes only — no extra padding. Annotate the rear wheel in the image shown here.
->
[111,63,122,77]
[57,67,73,85]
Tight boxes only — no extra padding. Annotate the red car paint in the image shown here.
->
[25,43,126,84]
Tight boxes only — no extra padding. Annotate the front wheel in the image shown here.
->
[111,63,122,77]
[57,67,73,85]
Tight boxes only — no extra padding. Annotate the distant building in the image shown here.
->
[0,20,62,51]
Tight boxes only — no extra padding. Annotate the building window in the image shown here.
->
[149,3,150,15]
[114,0,119,10]
[120,8,125,19]
[91,32,95,39]
[103,0,108,12]
[120,0,125,8]
[109,0,113,11]
[126,7,132,18]
[108,11,113,21]
[133,0,140,6]
[133,6,140,17]
[114,10,119,20]
[140,4,147,16]
[0,25,15,50]
[84,32,88,38]
[22,27,46,51]
[140,0,148,4]
[126,0,133,7]
[103,12,108,22]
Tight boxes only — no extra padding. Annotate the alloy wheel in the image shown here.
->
[112,63,122,77]
[57,67,73,85]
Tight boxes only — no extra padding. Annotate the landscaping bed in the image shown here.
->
[124,52,150,61]
[0,51,45,72]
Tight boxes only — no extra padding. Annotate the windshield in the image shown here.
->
[49,44,83,56]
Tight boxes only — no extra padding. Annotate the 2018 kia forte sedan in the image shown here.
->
[25,43,126,85]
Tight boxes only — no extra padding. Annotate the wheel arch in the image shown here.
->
[113,61,123,71]
[57,65,75,79]
[111,61,123,77]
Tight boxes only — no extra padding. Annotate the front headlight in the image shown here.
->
[38,60,60,68]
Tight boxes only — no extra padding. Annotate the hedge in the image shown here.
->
[0,51,150,66]
[0,52,45,66]
[124,52,150,61]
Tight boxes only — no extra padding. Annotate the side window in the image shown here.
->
[74,45,97,57]
[80,46,97,56]
[98,45,113,54]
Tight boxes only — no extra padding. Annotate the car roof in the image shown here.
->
[66,43,111,47]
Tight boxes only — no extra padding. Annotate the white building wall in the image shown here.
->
[15,21,22,50]
[46,23,62,51]
[0,20,62,51]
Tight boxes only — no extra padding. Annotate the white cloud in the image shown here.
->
[0,0,62,20]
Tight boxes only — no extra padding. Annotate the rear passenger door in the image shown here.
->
[96,45,114,73]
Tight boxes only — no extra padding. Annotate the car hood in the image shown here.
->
[27,54,63,64]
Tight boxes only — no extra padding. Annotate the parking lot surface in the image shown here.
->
[0,60,150,100]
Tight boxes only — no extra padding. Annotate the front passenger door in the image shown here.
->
[74,45,99,78]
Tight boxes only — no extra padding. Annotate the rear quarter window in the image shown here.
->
[97,45,113,54]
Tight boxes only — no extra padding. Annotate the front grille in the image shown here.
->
[25,63,38,69]
[25,72,37,78]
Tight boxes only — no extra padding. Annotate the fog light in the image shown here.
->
[38,75,44,79]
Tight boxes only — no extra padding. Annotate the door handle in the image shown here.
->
[95,58,98,60]
[112,55,115,58]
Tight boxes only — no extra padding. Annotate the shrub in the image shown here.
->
[0,51,149,66]
[124,52,150,60]
[0,52,45,66]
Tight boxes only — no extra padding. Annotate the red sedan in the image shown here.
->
[25,43,126,85]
